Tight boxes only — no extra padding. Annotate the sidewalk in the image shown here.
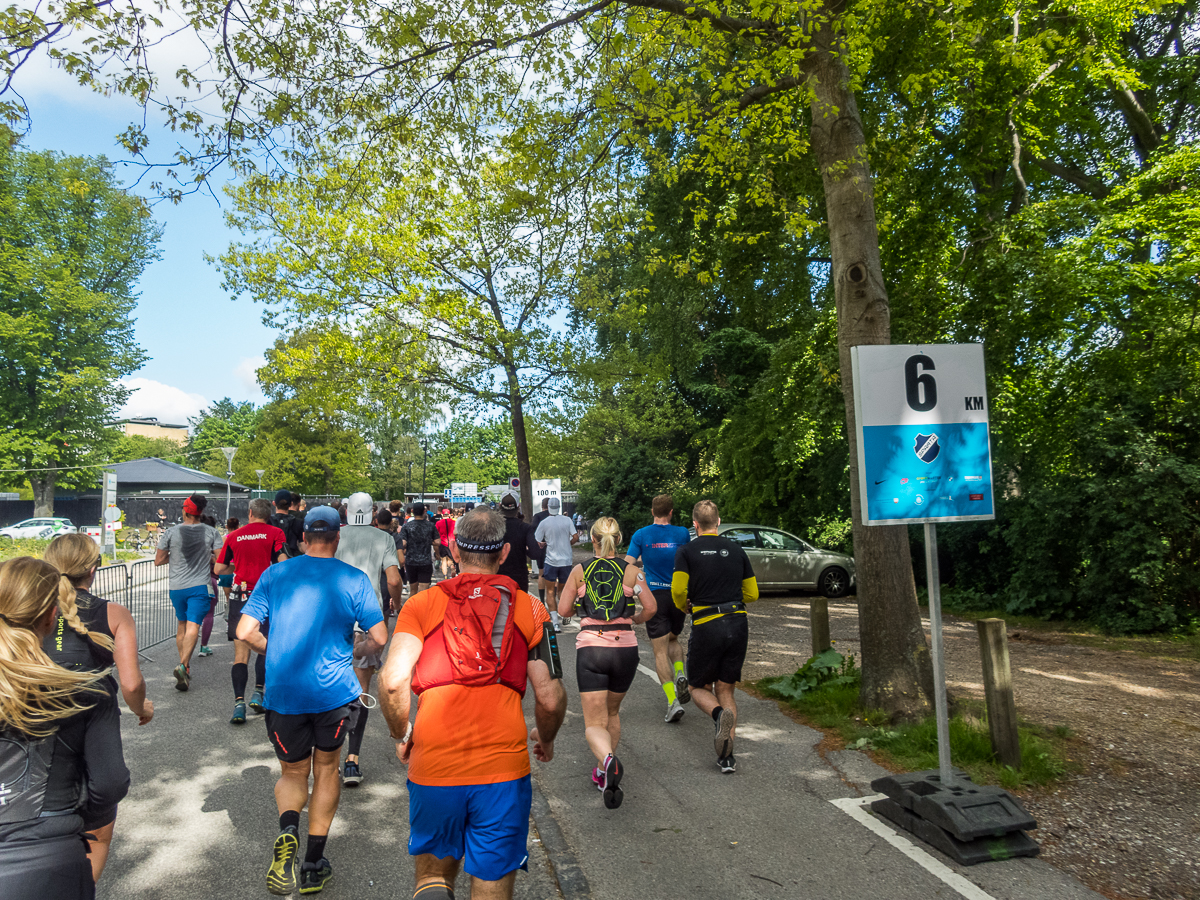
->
[99,616,1105,900]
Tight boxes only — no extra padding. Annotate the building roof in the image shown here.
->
[106,417,189,429]
[109,457,249,492]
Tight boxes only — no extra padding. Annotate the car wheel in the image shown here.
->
[819,566,850,598]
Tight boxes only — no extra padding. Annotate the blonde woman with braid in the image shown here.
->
[0,557,130,900]
[558,517,655,810]
[44,534,152,881]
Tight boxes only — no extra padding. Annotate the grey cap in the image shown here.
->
[548,496,562,515]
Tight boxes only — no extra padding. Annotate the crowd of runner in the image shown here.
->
[0,487,759,899]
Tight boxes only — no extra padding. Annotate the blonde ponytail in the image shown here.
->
[0,558,106,737]
[44,534,114,652]
[590,517,622,559]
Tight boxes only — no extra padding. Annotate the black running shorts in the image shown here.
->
[575,645,639,693]
[265,706,352,763]
[686,614,748,687]
[405,563,434,584]
[227,594,267,642]
[645,589,686,640]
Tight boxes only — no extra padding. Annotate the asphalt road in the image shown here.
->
[99,603,1105,900]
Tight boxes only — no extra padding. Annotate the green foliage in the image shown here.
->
[188,399,263,478]
[0,538,51,563]
[0,139,161,508]
[425,419,517,493]
[109,434,188,464]
[576,442,682,541]
[760,649,859,702]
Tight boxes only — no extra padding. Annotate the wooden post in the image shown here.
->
[811,596,831,656]
[976,618,1022,769]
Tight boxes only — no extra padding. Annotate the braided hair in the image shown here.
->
[43,534,115,652]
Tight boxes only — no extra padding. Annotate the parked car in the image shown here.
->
[689,523,856,597]
[0,517,79,540]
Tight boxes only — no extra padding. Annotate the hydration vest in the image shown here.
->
[412,574,530,697]
[269,513,303,558]
[0,731,57,825]
[579,557,632,621]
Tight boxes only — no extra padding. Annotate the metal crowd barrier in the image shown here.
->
[92,560,225,652]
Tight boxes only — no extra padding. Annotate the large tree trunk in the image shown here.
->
[508,378,534,519]
[807,25,935,720]
[30,470,55,517]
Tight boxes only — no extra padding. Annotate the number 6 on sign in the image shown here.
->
[851,343,995,525]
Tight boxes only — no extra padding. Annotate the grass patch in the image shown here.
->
[0,537,52,562]
[759,656,1078,790]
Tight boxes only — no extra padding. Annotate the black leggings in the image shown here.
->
[575,645,639,693]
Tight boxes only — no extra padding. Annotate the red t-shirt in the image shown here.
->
[219,522,286,588]
[436,517,455,543]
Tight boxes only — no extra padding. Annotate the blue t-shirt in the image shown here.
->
[242,555,384,715]
[627,523,691,590]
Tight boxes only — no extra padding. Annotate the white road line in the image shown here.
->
[637,663,659,682]
[829,795,997,900]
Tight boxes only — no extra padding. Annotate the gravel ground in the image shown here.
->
[740,593,1200,900]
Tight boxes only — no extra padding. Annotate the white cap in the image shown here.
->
[347,492,373,526]
[548,496,562,515]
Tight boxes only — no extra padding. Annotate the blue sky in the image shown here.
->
[16,58,276,426]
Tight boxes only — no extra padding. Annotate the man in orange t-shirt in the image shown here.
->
[380,507,566,900]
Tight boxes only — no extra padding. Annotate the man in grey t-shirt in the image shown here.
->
[334,492,402,786]
[534,496,578,632]
[155,493,221,691]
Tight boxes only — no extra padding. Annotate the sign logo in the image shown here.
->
[914,494,924,506]
[969,493,984,501]
[914,433,941,464]
[964,475,982,481]
[900,478,909,484]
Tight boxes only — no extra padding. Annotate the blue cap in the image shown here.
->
[304,505,342,533]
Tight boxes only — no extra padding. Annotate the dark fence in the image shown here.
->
[0,498,103,529]
[92,559,226,653]
[119,496,251,529]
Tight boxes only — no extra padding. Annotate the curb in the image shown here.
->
[530,776,591,899]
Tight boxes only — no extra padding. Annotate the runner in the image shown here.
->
[671,500,759,773]
[625,494,692,723]
[399,502,440,599]
[534,496,577,632]
[43,534,152,882]
[558,517,654,809]
[216,498,286,724]
[435,508,456,580]
[375,508,406,618]
[0,557,130,900]
[497,492,542,591]
[530,498,550,606]
[154,493,221,691]
[379,507,567,900]
[236,505,388,896]
[269,490,305,559]
[200,515,240,658]
[334,491,402,787]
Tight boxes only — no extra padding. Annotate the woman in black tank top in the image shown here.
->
[44,535,153,883]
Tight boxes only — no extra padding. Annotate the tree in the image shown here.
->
[110,433,189,463]
[188,398,263,477]
[0,139,161,515]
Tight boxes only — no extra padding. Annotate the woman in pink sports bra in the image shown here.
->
[558,517,655,810]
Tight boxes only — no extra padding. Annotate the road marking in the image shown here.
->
[637,663,659,682]
[829,795,997,900]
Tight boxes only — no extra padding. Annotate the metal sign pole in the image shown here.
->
[924,521,953,786]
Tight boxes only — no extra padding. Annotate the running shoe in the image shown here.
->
[299,858,332,894]
[714,707,735,758]
[718,755,737,774]
[675,673,691,705]
[249,688,265,713]
[198,645,213,657]
[173,663,190,692]
[591,765,604,791]
[266,826,299,896]
[602,753,623,810]
[230,701,247,725]
[342,760,363,787]
[664,700,685,723]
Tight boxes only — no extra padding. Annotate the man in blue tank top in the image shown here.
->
[625,494,691,723]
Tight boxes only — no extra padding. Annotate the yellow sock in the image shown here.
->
[662,681,677,704]
[673,661,685,679]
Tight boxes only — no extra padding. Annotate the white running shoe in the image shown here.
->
[664,700,685,723]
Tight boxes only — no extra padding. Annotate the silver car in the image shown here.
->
[0,517,79,540]
[696,523,857,597]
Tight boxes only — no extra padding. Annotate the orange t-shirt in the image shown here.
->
[394,582,550,786]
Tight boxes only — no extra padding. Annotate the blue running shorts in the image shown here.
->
[169,584,212,624]
[407,775,531,882]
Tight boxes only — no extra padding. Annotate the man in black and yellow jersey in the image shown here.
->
[671,499,758,774]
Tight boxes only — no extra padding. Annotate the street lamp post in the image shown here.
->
[255,469,265,492]
[421,440,428,505]
[220,447,237,521]
[406,461,413,498]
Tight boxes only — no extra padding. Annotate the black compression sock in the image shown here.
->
[414,882,456,900]
[712,706,724,723]
[280,810,300,832]
[538,588,546,603]
[254,653,266,688]
[348,704,369,758]
[305,834,327,864]
[232,663,248,699]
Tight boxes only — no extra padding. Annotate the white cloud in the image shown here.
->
[234,356,264,394]
[118,378,209,426]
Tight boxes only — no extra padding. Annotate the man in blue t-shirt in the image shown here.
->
[238,505,388,896]
[625,493,692,723]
